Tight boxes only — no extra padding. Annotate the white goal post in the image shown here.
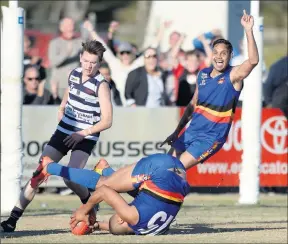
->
[1,0,24,215]
[239,0,264,204]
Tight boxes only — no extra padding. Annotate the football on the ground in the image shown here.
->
[70,210,96,235]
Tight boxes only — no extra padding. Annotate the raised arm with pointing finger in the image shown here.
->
[230,9,259,90]
[160,10,259,171]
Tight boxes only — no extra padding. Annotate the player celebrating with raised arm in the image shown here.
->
[1,40,113,233]
[161,10,259,170]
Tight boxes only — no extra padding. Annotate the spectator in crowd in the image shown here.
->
[159,52,170,71]
[99,62,122,106]
[164,29,185,65]
[263,55,288,118]
[169,31,181,50]
[193,29,223,69]
[24,34,47,82]
[176,50,201,106]
[83,20,171,105]
[105,21,141,58]
[169,33,187,103]
[23,65,61,105]
[131,43,141,58]
[158,32,203,106]
[106,20,120,56]
[124,48,173,107]
[48,17,83,99]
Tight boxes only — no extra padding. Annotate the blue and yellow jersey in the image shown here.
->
[128,154,190,235]
[187,66,241,143]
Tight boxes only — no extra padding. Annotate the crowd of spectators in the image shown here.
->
[23,17,287,116]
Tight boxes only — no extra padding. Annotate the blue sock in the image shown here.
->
[47,163,100,190]
[102,167,115,177]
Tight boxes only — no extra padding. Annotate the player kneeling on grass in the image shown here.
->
[31,153,190,235]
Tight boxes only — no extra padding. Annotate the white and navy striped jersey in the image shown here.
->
[57,67,106,141]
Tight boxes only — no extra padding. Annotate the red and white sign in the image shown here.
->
[186,108,288,187]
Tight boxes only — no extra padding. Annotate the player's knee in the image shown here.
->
[95,176,107,188]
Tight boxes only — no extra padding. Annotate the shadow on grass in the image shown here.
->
[1,224,286,238]
[0,207,114,217]
[0,229,110,239]
[0,229,69,238]
[167,223,287,235]
[210,220,288,226]
[181,205,288,210]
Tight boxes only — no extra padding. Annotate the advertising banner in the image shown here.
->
[186,108,288,187]
[21,107,177,187]
[21,107,287,187]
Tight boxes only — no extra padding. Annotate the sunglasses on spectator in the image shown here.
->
[27,77,40,81]
[144,54,157,59]
[120,51,131,55]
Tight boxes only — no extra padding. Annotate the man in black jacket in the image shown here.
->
[263,55,288,118]
[125,48,172,107]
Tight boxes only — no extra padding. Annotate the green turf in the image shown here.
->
[1,193,287,243]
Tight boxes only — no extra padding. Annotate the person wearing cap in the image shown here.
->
[82,20,171,105]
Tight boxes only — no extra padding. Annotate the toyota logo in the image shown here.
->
[261,116,288,155]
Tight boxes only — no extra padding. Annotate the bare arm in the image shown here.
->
[199,35,213,67]
[230,10,259,90]
[107,21,119,56]
[169,33,185,70]
[131,21,172,70]
[59,88,69,109]
[58,88,69,122]
[82,20,119,66]
[170,33,185,59]
[91,30,118,65]
[149,20,172,49]
[88,82,113,134]
[83,185,138,225]
[85,220,110,232]
[97,221,110,231]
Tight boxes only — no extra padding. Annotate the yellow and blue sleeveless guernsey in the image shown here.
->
[128,154,190,235]
[172,65,241,163]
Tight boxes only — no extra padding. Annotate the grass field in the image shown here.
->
[1,193,287,243]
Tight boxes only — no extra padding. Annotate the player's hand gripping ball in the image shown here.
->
[70,206,96,235]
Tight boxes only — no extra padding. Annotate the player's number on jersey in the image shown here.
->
[140,211,174,235]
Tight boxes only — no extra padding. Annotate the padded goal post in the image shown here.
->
[1,1,24,215]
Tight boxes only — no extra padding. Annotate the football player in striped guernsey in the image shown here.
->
[1,40,113,233]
